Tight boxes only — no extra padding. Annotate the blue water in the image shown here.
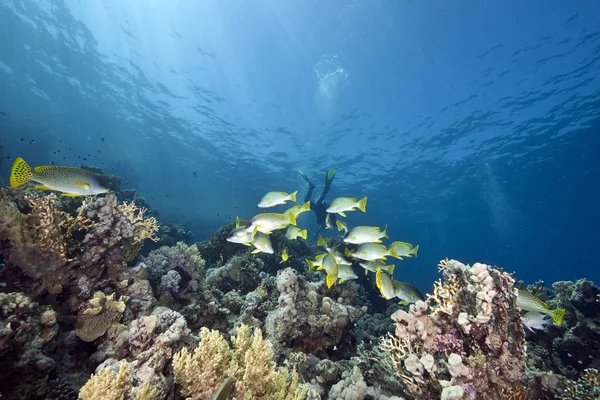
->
[1,0,599,293]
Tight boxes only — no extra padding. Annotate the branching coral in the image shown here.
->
[173,323,309,399]
[79,361,158,400]
[379,259,526,399]
[558,368,600,400]
[0,190,91,289]
[82,193,158,265]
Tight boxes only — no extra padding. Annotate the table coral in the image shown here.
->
[380,259,527,399]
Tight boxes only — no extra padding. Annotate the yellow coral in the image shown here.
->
[173,324,308,400]
[79,361,157,400]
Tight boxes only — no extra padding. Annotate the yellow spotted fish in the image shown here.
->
[10,157,109,196]
[517,288,565,326]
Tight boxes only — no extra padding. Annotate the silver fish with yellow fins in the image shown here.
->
[244,211,296,234]
[517,288,565,326]
[235,216,249,228]
[336,220,348,234]
[343,225,388,244]
[359,260,395,275]
[393,281,425,305]
[226,227,254,246]
[319,253,339,288]
[285,225,307,240]
[287,201,311,218]
[376,267,395,300]
[280,248,289,263]
[250,232,273,254]
[345,243,400,261]
[258,190,298,208]
[317,235,332,249]
[10,157,109,196]
[305,253,327,271]
[326,196,367,217]
[336,264,358,283]
[389,241,419,258]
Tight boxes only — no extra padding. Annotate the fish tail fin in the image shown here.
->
[336,220,344,232]
[301,201,311,212]
[306,259,315,271]
[550,308,566,326]
[317,235,327,248]
[389,247,401,259]
[10,157,33,188]
[344,248,353,258]
[299,229,307,240]
[385,264,395,275]
[357,197,368,212]
[382,224,388,239]
[411,244,420,257]
[289,190,298,202]
[375,267,383,289]
[326,265,338,288]
[285,210,297,226]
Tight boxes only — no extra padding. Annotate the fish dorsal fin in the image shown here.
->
[33,165,55,174]
[376,268,383,289]
[73,180,91,190]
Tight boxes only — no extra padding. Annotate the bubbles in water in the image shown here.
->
[314,54,349,107]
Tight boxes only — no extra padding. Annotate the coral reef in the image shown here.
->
[1,178,599,400]
[0,292,58,398]
[379,259,527,399]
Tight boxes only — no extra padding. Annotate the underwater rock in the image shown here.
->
[265,267,365,358]
[75,292,127,342]
[0,292,58,399]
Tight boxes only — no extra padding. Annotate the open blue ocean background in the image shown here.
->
[1,0,599,294]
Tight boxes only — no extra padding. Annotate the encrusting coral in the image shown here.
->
[379,259,527,399]
[75,291,128,342]
[173,323,309,399]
